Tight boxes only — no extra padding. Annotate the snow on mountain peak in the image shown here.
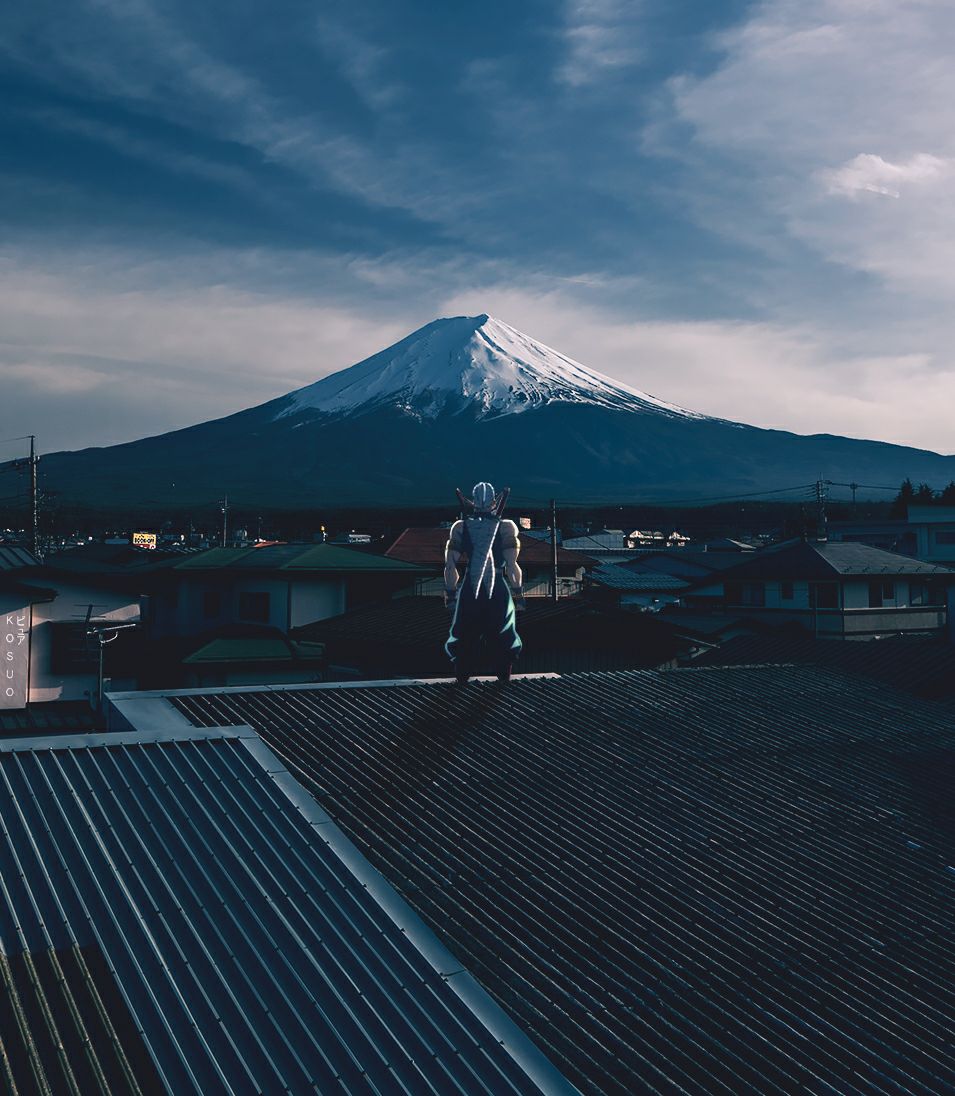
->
[278,314,702,421]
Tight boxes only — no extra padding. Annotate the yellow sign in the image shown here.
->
[133,532,157,550]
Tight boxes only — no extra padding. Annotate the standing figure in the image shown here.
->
[444,482,525,683]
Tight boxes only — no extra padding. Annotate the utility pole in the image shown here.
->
[11,436,40,558]
[221,495,229,548]
[814,479,829,542]
[550,498,559,602]
[29,435,38,558]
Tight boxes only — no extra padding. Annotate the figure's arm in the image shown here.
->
[444,523,463,607]
[501,521,525,607]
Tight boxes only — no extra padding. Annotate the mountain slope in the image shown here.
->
[41,314,955,509]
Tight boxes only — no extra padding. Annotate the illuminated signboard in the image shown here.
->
[1,602,30,710]
[133,532,158,550]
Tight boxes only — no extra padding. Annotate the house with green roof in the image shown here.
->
[151,542,432,641]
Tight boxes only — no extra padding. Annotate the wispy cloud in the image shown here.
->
[557,0,646,87]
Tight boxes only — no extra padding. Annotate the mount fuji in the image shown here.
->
[43,314,955,509]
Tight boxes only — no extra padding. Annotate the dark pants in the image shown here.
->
[446,580,522,670]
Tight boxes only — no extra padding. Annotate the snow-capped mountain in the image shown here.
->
[42,313,955,509]
[278,314,702,421]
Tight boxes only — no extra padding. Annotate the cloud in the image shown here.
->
[822,153,948,200]
[438,285,955,455]
[664,0,955,300]
[557,0,646,87]
[0,249,413,448]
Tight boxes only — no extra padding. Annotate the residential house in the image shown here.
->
[561,528,632,560]
[150,542,429,641]
[583,562,688,609]
[1,544,183,708]
[618,548,752,581]
[686,539,954,638]
[906,505,955,565]
[828,505,955,565]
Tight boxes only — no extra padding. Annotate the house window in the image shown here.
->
[809,583,838,609]
[780,581,794,601]
[910,582,941,607]
[202,590,221,619]
[935,531,955,544]
[724,581,764,606]
[868,580,895,608]
[238,591,270,623]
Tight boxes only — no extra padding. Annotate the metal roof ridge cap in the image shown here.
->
[441,970,583,1096]
[264,672,562,691]
[0,725,250,753]
[237,734,581,1096]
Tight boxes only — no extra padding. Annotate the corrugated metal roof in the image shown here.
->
[169,670,955,1096]
[586,565,688,591]
[695,632,955,701]
[711,540,954,582]
[0,724,574,1095]
[0,546,39,571]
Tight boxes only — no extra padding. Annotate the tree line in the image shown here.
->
[890,479,955,516]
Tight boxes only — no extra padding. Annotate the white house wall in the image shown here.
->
[158,575,347,636]
[290,580,346,629]
[30,581,139,704]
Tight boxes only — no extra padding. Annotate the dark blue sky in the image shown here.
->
[3,0,953,454]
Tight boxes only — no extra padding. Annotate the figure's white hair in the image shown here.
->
[472,482,496,512]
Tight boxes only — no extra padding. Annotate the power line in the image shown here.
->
[508,483,819,509]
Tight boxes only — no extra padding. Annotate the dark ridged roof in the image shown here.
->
[171,670,955,1096]
[0,545,39,571]
[620,550,752,574]
[708,540,953,583]
[586,565,688,591]
[695,632,955,701]
[0,726,569,1095]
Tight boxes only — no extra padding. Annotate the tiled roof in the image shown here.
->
[585,564,688,591]
[170,669,955,1096]
[694,632,955,701]
[0,724,568,1095]
[386,527,589,567]
[710,539,953,582]
[175,542,427,573]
